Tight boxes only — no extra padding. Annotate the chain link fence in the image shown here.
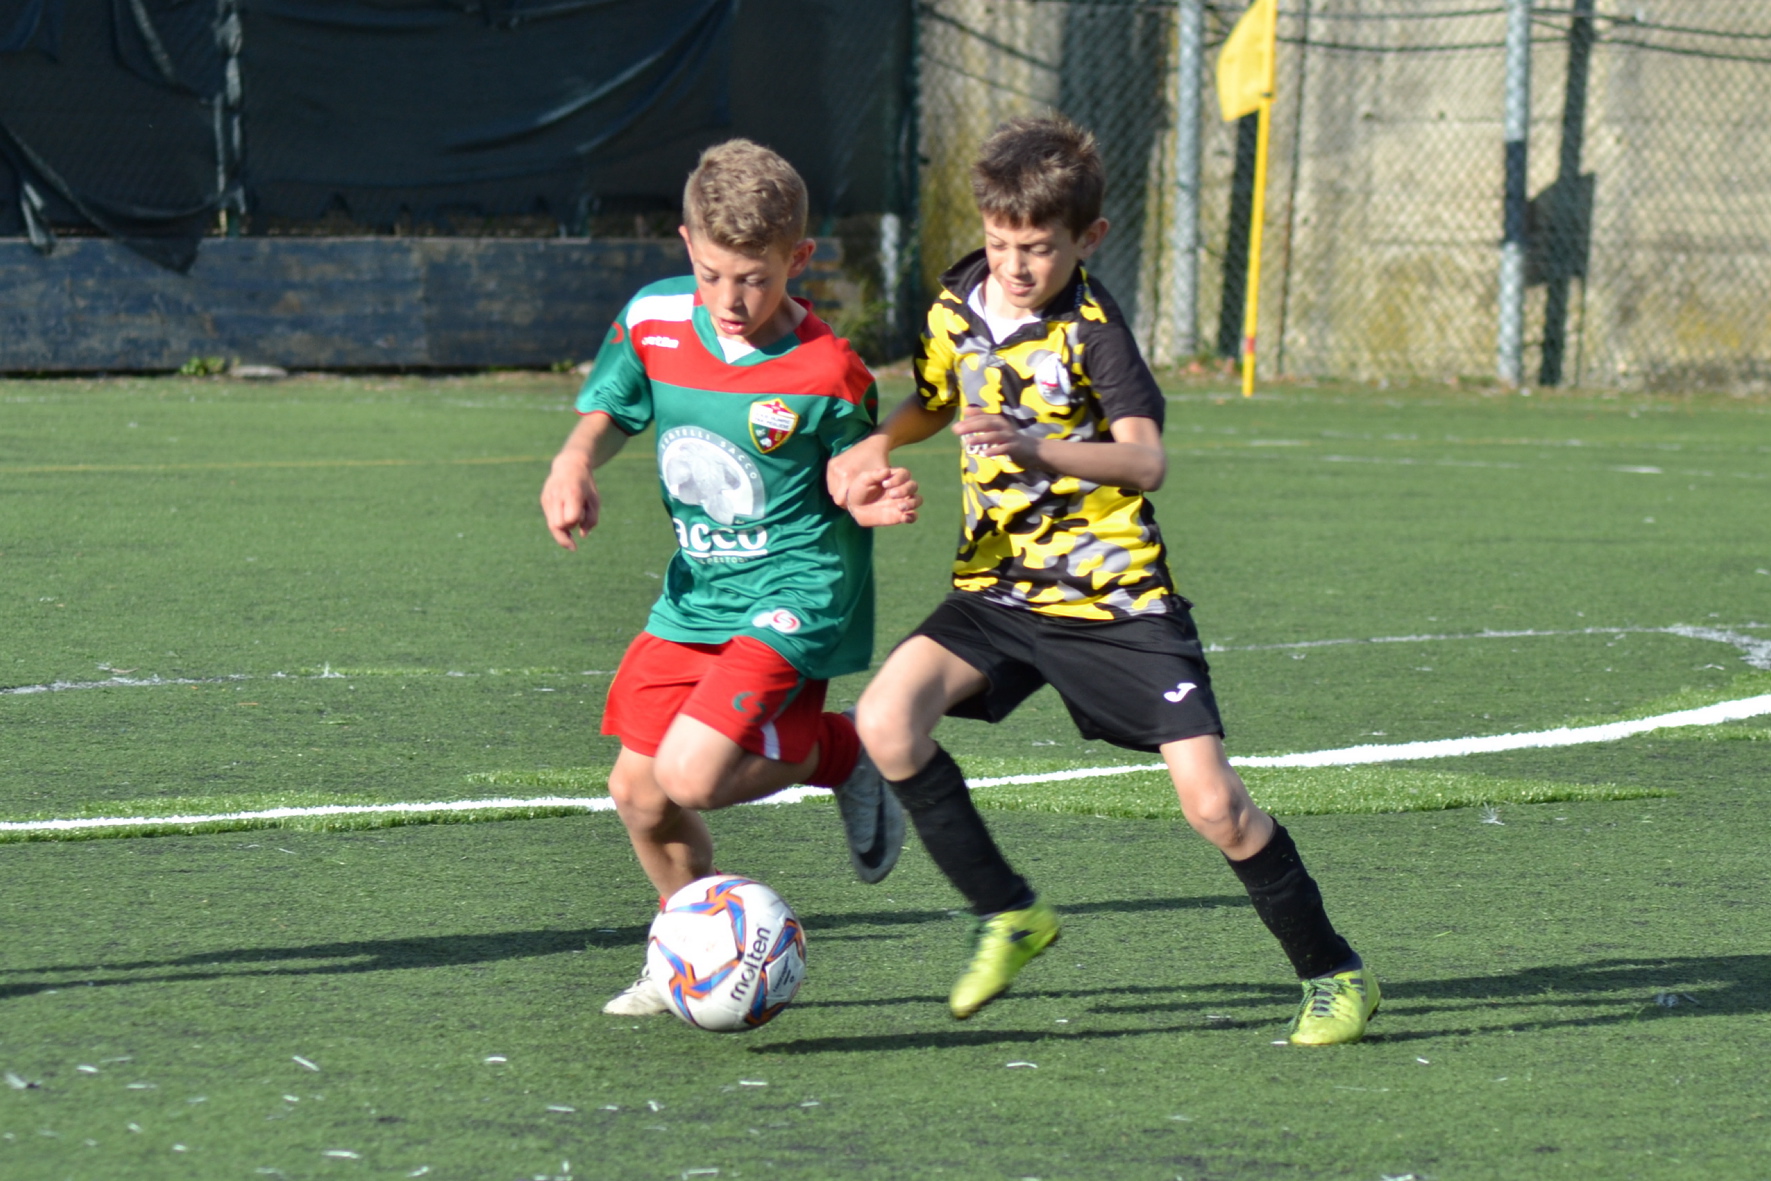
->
[913,0,1771,390]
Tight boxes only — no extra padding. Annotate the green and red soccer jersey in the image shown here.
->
[576,276,880,681]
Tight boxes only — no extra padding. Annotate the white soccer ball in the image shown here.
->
[647,875,807,1032]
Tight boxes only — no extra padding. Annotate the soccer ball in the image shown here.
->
[647,875,806,1032]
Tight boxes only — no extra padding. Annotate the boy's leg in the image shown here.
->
[613,721,819,899]
[1161,734,1376,1044]
[607,631,893,882]
[606,743,716,898]
[599,647,841,1016]
[651,712,819,817]
[1030,606,1375,1044]
[857,635,1058,1018]
[599,742,711,1016]
[858,636,1026,912]
[1159,733,1272,860]
[657,633,900,882]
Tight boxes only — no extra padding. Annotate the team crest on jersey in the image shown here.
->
[748,398,799,453]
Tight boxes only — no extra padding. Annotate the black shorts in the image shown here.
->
[906,592,1225,754]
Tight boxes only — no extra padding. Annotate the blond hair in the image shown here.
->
[971,114,1104,237]
[682,139,808,256]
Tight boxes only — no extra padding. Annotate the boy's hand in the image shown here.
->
[540,459,602,550]
[827,434,894,508]
[953,407,1041,468]
[844,466,921,527]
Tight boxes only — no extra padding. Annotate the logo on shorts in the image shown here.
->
[748,398,799,453]
[752,608,802,635]
[731,690,763,716]
[1163,681,1198,703]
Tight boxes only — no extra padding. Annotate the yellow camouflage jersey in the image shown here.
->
[916,250,1176,620]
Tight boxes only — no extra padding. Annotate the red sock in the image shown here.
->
[806,711,861,787]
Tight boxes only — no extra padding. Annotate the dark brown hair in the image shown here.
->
[970,114,1104,237]
[682,138,808,256]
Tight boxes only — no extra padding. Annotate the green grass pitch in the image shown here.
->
[2,372,1769,1179]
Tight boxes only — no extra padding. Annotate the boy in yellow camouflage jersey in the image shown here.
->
[829,115,1378,1045]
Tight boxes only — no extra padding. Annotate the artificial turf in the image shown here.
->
[2,373,1768,1178]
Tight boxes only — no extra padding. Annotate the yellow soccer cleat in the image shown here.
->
[949,899,1061,1019]
[1288,964,1381,1045]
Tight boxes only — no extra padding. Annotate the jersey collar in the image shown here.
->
[688,295,814,367]
[939,248,1090,340]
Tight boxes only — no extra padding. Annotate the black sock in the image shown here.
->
[1226,823,1355,979]
[888,745,1033,915]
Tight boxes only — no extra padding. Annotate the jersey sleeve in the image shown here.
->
[818,376,881,459]
[914,300,964,413]
[574,312,651,434]
[1080,319,1166,429]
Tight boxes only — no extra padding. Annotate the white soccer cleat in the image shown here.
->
[602,965,671,1016]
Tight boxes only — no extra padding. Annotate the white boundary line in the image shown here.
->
[3,622,1766,697]
[1204,623,1771,671]
[1230,692,1771,768]
[0,797,618,834]
[7,692,1769,835]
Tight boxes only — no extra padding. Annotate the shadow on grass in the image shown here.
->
[0,926,649,999]
[793,981,1288,1013]
[8,900,1765,1053]
[761,953,1771,1054]
[754,1021,1239,1055]
[0,896,1245,1001]
[801,894,1250,938]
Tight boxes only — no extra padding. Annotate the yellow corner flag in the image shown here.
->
[1216,0,1279,396]
[1216,0,1277,122]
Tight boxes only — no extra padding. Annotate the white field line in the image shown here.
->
[0,669,616,696]
[1231,692,1771,768]
[2,674,251,697]
[8,693,1770,835]
[0,797,620,834]
[1164,443,1771,484]
[1204,623,1771,671]
[5,623,1763,698]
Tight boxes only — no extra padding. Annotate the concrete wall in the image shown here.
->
[918,0,1771,388]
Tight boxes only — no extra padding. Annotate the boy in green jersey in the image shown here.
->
[541,140,920,1016]
[830,116,1377,1045]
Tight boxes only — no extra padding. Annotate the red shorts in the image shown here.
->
[601,632,828,762]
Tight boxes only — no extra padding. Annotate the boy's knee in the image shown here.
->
[650,753,720,811]
[855,688,926,762]
[1176,777,1252,836]
[1181,795,1235,839]
[663,781,721,811]
[852,698,895,755]
[608,763,673,828]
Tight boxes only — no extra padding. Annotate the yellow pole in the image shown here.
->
[1240,95,1274,397]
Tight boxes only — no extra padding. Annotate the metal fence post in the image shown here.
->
[1167,0,1204,364]
[1497,0,1532,386]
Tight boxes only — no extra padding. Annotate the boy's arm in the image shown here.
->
[952,410,1165,491]
[820,378,927,527]
[841,463,923,527]
[540,411,631,550]
[826,395,953,507]
[955,303,1167,489]
[545,298,654,550]
[827,302,960,507]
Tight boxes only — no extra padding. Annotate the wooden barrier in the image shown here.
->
[0,236,848,372]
